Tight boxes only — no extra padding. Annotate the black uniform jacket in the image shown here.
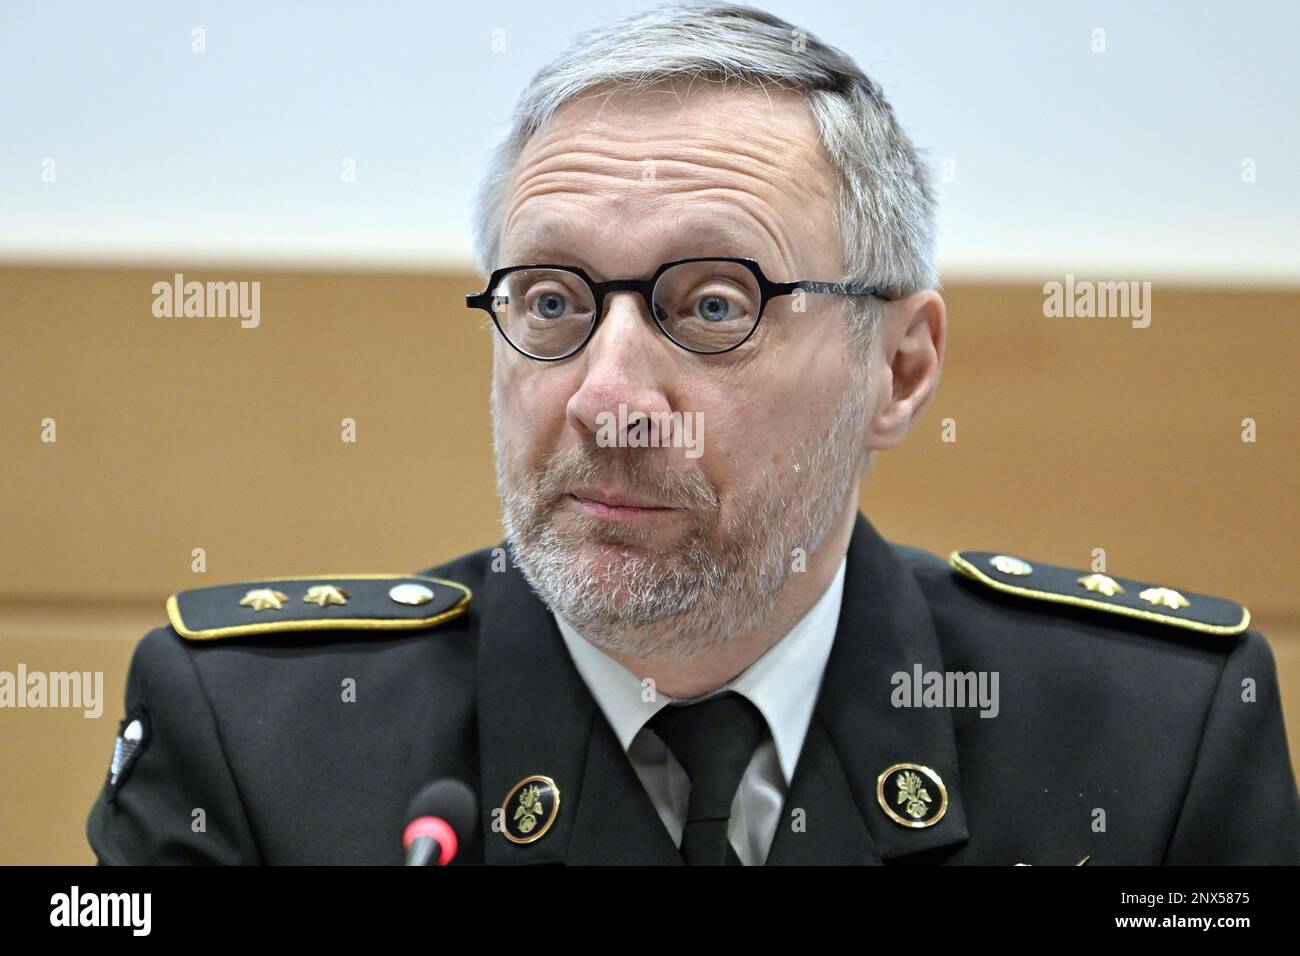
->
[87,512,1300,864]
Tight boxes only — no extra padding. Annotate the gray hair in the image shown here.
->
[469,1,938,352]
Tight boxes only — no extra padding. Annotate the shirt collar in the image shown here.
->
[554,552,848,785]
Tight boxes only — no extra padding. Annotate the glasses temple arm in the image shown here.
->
[783,280,895,302]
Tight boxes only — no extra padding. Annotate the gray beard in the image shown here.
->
[492,361,871,663]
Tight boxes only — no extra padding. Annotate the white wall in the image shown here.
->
[2,0,1297,282]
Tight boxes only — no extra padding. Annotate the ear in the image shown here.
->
[864,290,947,451]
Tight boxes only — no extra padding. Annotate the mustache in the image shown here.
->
[533,445,719,514]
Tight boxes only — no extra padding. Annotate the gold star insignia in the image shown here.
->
[303,584,350,608]
[239,588,289,611]
[1139,587,1190,610]
[1077,573,1124,597]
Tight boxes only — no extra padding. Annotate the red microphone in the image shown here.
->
[403,779,478,866]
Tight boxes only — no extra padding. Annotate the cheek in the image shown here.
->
[495,362,572,452]
[747,372,846,474]
[493,361,530,457]
[694,385,796,492]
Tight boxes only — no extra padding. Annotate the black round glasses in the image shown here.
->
[465,257,894,361]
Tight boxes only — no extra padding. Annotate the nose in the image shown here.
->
[565,291,677,445]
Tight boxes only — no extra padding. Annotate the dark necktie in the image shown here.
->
[646,690,767,865]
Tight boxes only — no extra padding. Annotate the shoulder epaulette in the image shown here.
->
[948,551,1249,636]
[165,574,472,641]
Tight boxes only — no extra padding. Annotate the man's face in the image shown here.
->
[491,79,875,661]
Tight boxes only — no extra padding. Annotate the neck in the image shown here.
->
[601,492,859,699]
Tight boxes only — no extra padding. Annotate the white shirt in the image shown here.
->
[553,554,847,864]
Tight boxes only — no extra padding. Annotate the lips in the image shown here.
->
[568,488,677,510]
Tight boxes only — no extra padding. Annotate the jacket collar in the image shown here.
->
[473,511,968,864]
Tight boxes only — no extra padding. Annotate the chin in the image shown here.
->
[571,539,657,581]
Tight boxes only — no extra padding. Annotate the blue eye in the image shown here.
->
[536,292,568,319]
[695,294,733,323]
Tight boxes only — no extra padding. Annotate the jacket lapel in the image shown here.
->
[767,513,970,864]
[476,544,681,865]
[765,712,882,863]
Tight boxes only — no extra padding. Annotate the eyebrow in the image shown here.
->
[504,218,773,277]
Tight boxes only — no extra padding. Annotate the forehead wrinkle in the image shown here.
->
[526,124,832,202]
[513,95,834,195]
[506,156,801,249]
[504,145,827,276]
[505,151,646,212]
[504,192,795,280]
[662,185,798,273]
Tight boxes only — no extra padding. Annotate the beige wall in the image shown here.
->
[3,264,1297,863]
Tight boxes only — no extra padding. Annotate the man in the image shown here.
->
[87,2,1299,865]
